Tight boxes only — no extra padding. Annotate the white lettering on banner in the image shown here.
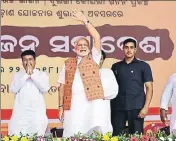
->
[19,35,39,52]
[139,37,160,53]
[117,36,137,50]
[1,35,17,52]
[101,36,115,53]
[50,36,69,52]
[71,36,91,52]
[1,34,161,54]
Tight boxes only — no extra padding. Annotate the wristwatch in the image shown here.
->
[84,20,90,25]
[58,105,63,108]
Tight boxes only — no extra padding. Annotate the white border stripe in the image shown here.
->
[1,119,62,123]
[145,115,170,121]
[1,115,171,123]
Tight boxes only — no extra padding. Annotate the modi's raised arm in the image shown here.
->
[71,9,101,53]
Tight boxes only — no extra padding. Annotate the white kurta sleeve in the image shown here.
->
[10,72,30,94]
[57,64,65,85]
[101,69,118,100]
[31,71,50,94]
[91,47,101,65]
[160,74,174,110]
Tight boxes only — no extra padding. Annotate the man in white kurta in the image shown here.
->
[57,47,119,137]
[160,73,176,135]
[58,48,118,137]
[8,50,50,136]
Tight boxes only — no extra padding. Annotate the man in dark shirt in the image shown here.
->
[111,38,153,136]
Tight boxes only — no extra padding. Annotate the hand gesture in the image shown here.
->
[59,107,64,122]
[138,107,148,118]
[26,63,30,75]
[160,108,168,124]
[28,63,33,75]
[26,62,33,75]
[71,9,87,23]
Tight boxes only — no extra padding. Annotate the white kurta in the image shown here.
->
[8,69,50,136]
[160,73,176,135]
[58,48,118,137]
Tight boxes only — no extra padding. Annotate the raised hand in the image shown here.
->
[71,9,87,23]
[26,62,33,75]
[28,63,33,75]
[26,63,30,75]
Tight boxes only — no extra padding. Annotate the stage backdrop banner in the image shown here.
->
[1,0,176,128]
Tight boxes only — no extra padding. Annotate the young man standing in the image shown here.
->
[111,38,153,135]
[8,50,50,136]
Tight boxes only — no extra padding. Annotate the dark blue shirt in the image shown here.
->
[111,57,153,110]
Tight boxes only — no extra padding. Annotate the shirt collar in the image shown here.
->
[77,56,82,65]
[76,53,91,65]
[122,57,139,64]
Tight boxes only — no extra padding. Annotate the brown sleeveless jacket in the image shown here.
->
[64,54,104,110]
